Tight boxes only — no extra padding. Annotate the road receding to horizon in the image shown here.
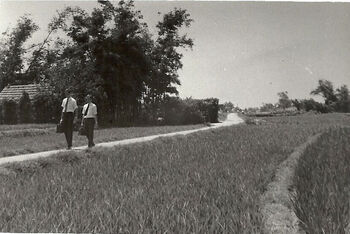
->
[0,113,244,167]
[224,112,245,125]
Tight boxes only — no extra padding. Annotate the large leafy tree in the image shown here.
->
[0,11,69,90]
[1,1,195,124]
[147,8,194,105]
[0,16,38,90]
[311,79,338,105]
[292,80,350,113]
[277,91,292,109]
[335,85,350,112]
[47,1,153,123]
[48,0,194,123]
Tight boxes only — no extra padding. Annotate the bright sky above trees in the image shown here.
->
[1,1,350,108]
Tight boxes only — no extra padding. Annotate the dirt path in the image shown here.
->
[0,113,244,166]
[260,133,321,234]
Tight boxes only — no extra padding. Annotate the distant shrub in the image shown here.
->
[183,98,219,123]
[181,98,205,124]
[162,97,186,125]
[161,97,218,125]
[183,104,205,125]
[245,118,257,125]
[18,91,32,123]
[334,99,350,113]
[3,99,18,124]
[32,92,61,123]
[292,97,350,114]
[244,118,266,125]
[115,96,219,126]
[201,98,219,123]
[293,99,331,113]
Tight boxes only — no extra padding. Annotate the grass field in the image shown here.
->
[0,113,349,232]
[0,124,205,157]
[292,127,350,233]
[0,123,55,131]
[0,128,55,139]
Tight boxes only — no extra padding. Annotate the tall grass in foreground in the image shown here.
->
[1,113,350,233]
[292,127,350,233]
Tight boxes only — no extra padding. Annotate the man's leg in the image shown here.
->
[91,119,95,146]
[87,118,95,147]
[90,119,95,146]
[64,130,69,147]
[85,118,90,146]
[66,113,74,148]
[63,113,70,148]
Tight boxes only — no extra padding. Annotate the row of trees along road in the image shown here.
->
[259,80,350,113]
[0,0,194,125]
[292,80,350,113]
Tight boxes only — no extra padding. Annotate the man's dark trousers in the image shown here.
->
[63,112,74,148]
[84,118,95,147]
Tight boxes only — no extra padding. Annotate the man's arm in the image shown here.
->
[80,105,85,126]
[60,99,65,123]
[94,115,98,128]
[73,100,78,123]
[94,105,98,128]
[73,109,78,122]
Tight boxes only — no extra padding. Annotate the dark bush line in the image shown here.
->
[0,92,220,126]
[0,91,61,125]
[2,99,17,124]
[160,97,219,125]
[32,92,61,123]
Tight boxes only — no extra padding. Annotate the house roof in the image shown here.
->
[0,84,46,101]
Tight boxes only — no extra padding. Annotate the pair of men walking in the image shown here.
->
[60,90,98,149]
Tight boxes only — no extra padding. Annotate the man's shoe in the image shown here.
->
[67,146,72,150]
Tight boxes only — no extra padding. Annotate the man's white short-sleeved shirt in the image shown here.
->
[82,103,97,118]
[61,97,78,112]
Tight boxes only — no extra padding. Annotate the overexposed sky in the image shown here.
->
[1,1,350,107]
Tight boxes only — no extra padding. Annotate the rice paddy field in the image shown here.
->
[0,113,349,233]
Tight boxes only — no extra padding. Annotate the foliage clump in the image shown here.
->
[18,91,32,123]
[159,97,219,125]
[0,0,204,126]
[2,99,18,124]
[32,92,61,123]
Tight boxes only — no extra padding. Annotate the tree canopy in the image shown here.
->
[0,16,39,90]
[0,0,194,124]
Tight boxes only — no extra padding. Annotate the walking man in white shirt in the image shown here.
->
[60,89,78,149]
[81,94,98,148]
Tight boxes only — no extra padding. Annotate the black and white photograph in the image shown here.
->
[0,0,350,233]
